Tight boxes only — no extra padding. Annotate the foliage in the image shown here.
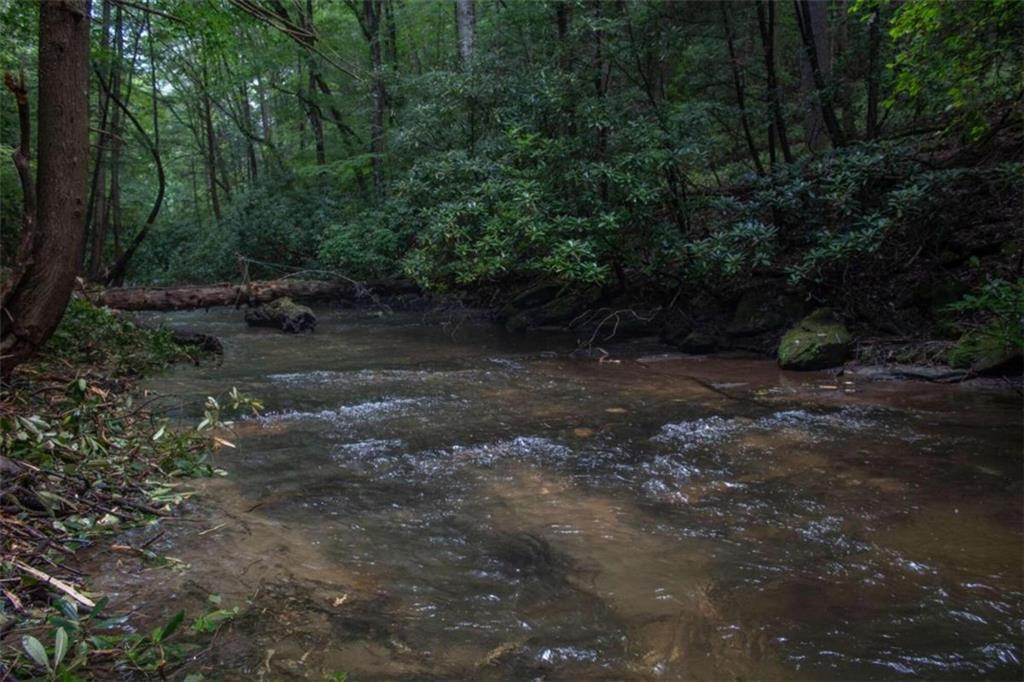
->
[886,0,1024,138]
[1,299,260,679]
[7,596,243,679]
[42,298,187,376]
[945,279,1024,367]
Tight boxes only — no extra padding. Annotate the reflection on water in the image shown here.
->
[89,308,1022,680]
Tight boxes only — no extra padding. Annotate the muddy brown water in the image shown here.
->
[85,308,1022,680]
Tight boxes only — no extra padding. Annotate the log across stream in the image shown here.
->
[94,278,416,311]
[82,307,1023,680]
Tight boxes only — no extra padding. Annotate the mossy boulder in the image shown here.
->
[777,308,852,371]
[244,297,317,333]
[948,326,1022,375]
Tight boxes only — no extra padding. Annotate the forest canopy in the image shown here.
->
[0,0,1021,310]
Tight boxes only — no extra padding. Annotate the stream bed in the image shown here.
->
[86,307,1023,680]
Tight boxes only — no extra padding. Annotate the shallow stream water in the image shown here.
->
[88,308,1022,680]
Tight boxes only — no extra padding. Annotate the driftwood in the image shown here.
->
[94,278,416,311]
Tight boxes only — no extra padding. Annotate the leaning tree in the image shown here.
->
[1,0,91,377]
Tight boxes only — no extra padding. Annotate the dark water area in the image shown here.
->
[88,307,1023,680]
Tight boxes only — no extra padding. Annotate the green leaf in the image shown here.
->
[89,595,110,618]
[53,627,69,667]
[161,611,186,642]
[22,635,50,671]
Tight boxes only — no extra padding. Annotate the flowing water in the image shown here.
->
[88,308,1022,680]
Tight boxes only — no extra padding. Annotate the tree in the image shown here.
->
[1,0,90,376]
[794,0,845,148]
[456,0,476,63]
[756,0,793,165]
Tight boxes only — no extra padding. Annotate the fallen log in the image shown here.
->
[94,278,416,311]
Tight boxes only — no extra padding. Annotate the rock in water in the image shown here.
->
[778,308,851,370]
[244,297,317,333]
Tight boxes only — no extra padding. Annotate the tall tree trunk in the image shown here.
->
[86,0,112,279]
[794,0,845,149]
[102,11,165,286]
[257,75,272,145]
[833,0,858,140]
[865,5,881,140]
[366,0,385,196]
[306,69,327,164]
[591,0,609,203]
[202,89,222,221]
[108,2,124,258]
[456,0,476,64]
[756,0,793,165]
[1,0,90,376]
[301,0,328,165]
[384,0,398,66]
[239,84,259,182]
[721,4,765,176]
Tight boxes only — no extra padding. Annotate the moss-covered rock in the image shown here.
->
[947,326,1023,375]
[245,297,317,333]
[777,308,852,371]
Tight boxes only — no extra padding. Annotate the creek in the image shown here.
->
[86,307,1022,680]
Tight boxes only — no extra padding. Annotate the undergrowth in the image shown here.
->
[1,299,260,679]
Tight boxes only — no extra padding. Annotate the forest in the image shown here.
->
[0,0,1022,679]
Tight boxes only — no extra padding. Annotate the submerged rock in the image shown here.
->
[245,297,317,333]
[778,308,851,370]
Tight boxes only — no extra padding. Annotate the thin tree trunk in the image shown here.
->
[86,0,112,278]
[108,2,124,259]
[456,0,475,64]
[591,0,609,203]
[721,4,765,176]
[756,0,793,164]
[239,84,259,182]
[202,89,222,221]
[794,0,845,148]
[384,0,398,65]
[865,5,881,140]
[302,0,328,165]
[366,0,385,196]
[1,0,90,376]
[97,59,164,287]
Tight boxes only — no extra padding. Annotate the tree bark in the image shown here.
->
[591,0,609,203]
[456,0,476,64]
[366,0,385,196]
[794,0,845,149]
[97,58,164,286]
[865,5,881,140]
[721,4,765,176]
[201,76,222,221]
[107,2,125,258]
[1,72,35,308]
[756,0,793,164]
[1,0,90,376]
[86,0,112,279]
